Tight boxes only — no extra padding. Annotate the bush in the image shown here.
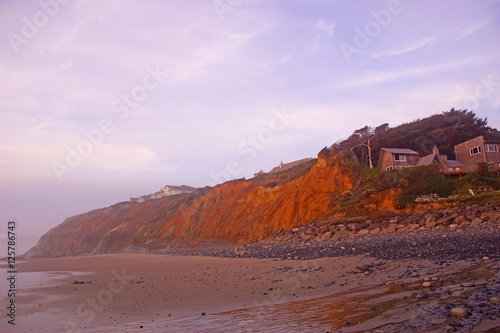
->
[459,165,500,193]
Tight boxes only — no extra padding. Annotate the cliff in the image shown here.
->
[28,149,388,258]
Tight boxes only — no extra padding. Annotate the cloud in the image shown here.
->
[457,19,491,40]
[335,55,497,90]
[316,18,335,36]
[371,35,436,58]
[310,18,336,51]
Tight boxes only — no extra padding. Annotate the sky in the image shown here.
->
[1,0,500,240]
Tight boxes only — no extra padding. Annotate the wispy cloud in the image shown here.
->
[337,56,497,90]
[309,18,335,51]
[372,35,436,58]
[457,18,491,40]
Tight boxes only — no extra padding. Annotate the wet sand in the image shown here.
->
[2,253,499,332]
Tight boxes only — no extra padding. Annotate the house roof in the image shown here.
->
[416,153,437,166]
[381,148,419,155]
[269,158,313,174]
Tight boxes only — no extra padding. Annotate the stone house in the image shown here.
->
[377,148,420,170]
[454,136,500,168]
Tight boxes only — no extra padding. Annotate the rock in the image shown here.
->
[487,212,500,223]
[451,307,468,317]
[380,226,396,234]
[482,256,490,260]
[490,296,500,304]
[422,282,432,288]
[471,218,483,226]
[415,292,433,299]
[358,229,370,235]
[461,282,475,287]
[322,231,332,238]
[425,216,437,224]
[331,230,350,241]
[454,216,468,225]
[370,228,381,235]
[425,221,437,228]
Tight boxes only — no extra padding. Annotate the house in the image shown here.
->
[164,185,196,196]
[417,146,463,173]
[269,158,313,174]
[130,185,196,203]
[454,136,500,167]
[377,148,420,170]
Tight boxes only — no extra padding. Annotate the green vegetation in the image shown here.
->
[331,156,500,212]
[332,109,500,168]
[253,159,318,187]
[326,109,500,212]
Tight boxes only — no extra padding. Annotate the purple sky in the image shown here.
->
[1,0,499,240]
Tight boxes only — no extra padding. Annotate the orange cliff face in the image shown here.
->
[27,150,363,258]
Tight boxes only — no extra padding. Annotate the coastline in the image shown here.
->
[2,249,499,332]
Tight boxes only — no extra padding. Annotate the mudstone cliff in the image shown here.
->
[28,149,407,258]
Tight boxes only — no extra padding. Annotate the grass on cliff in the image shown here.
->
[330,154,500,213]
[253,159,318,188]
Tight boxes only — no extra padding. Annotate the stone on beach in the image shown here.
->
[451,307,468,317]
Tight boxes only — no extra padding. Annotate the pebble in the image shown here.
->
[451,307,468,317]
[422,282,432,288]
[490,296,500,304]
[482,256,490,260]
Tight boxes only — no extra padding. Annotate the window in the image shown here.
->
[394,154,406,161]
[485,144,498,152]
[470,146,481,156]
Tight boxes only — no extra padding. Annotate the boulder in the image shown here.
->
[358,229,370,235]
[380,227,396,234]
[454,216,469,225]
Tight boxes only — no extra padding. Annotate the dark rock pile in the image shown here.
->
[270,203,500,244]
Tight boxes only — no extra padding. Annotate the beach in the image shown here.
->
[2,244,500,332]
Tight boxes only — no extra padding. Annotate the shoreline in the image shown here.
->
[2,253,499,332]
[2,222,500,332]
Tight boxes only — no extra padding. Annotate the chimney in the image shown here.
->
[279,161,283,169]
[433,146,439,155]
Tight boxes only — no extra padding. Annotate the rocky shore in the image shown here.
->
[148,203,500,332]
[153,203,500,263]
[270,202,500,245]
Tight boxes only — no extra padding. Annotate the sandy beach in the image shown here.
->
[2,250,499,333]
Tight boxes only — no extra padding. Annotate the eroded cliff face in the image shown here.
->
[27,151,385,258]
